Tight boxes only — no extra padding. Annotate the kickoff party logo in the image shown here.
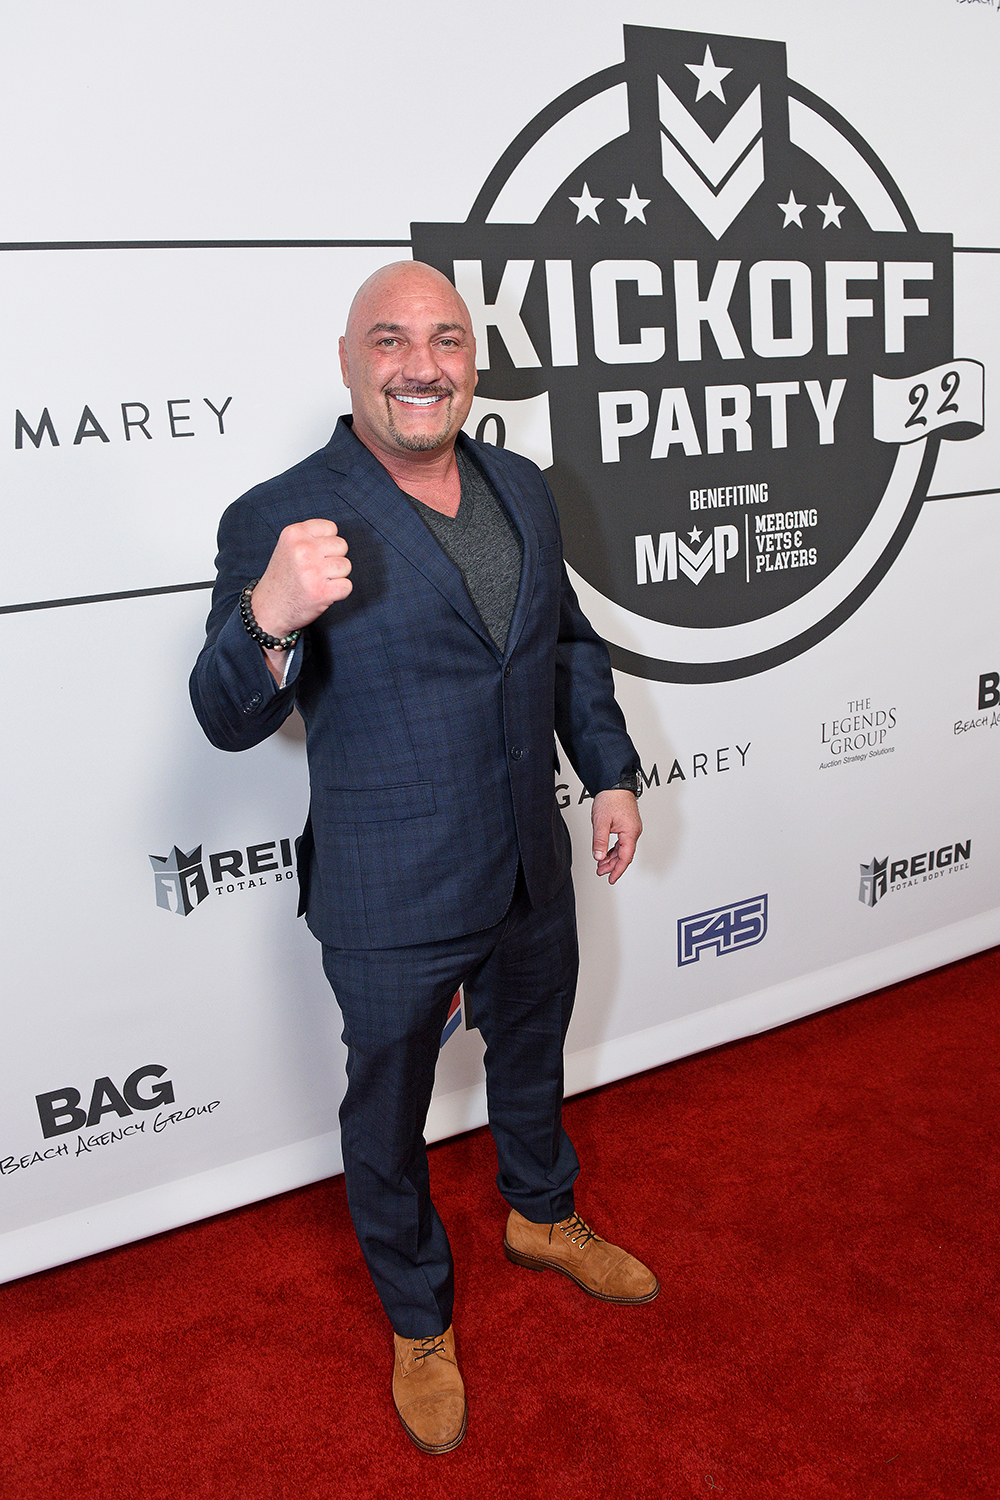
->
[412,25,985,682]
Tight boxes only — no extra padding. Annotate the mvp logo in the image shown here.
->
[677,895,768,965]
[635,524,739,585]
[412,25,985,681]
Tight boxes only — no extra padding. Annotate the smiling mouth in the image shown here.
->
[390,391,448,407]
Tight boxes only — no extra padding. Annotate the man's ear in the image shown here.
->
[338,335,350,388]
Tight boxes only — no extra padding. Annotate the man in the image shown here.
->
[191,261,657,1455]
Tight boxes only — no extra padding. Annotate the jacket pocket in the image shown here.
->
[320,781,436,824]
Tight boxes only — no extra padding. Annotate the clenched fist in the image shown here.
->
[252,519,353,639]
[249,520,351,682]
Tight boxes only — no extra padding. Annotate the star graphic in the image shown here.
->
[618,184,651,224]
[688,527,703,544]
[569,182,603,224]
[685,44,732,103]
[818,193,845,228]
[778,191,806,228]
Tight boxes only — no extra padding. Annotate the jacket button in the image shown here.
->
[504,666,512,678]
[510,747,523,760]
[243,692,263,713]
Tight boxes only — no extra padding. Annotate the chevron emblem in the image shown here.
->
[658,77,764,240]
[677,534,714,585]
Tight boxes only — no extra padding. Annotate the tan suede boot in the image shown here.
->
[504,1209,659,1304]
[391,1325,467,1454]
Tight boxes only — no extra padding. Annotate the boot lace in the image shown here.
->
[553,1211,598,1248]
[413,1335,447,1362]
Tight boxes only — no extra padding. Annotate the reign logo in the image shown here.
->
[859,856,888,908]
[859,840,971,907]
[150,845,210,916]
[412,25,985,681]
[150,838,297,915]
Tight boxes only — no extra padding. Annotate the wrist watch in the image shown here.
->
[613,769,643,798]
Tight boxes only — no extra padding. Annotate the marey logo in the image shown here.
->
[859,840,971,907]
[150,837,298,915]
[678,894,767,965]
[412,25,985,681]
[14,396,232,451]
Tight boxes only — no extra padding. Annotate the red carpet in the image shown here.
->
[3,948,999,1499]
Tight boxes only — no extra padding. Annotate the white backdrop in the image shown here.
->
[2,0,998,1283]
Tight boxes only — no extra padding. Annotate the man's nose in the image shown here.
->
[401,341,442,384]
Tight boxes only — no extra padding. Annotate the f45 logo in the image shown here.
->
[677,895,768,966]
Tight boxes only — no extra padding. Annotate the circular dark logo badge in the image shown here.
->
[413,25,982,681]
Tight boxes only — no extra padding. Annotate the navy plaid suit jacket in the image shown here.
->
[191,418,639,949]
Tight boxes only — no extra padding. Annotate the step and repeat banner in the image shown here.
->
[2,0,998,1281]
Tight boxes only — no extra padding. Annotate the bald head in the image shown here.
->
[339,261,478,463]
[344,261,472,345]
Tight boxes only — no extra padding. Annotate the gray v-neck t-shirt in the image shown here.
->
[409,447,524,653]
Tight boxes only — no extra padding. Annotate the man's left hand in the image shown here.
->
[591,789,642,884]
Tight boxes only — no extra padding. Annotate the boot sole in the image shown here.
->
[503,1239,660,1304]
[396,1401,468,1455]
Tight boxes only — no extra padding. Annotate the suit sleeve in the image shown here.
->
[545,481,641,795]
[189,496,304,752]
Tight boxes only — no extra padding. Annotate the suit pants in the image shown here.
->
[321,869,580,1337]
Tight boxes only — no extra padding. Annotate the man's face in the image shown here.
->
[339,264,478,462]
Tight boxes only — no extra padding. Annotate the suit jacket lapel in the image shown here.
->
[324,419,497,652]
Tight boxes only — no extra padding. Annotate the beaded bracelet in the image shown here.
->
[238,580,301,651]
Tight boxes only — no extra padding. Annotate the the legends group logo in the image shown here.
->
[412,25,986,682]
[858,838,971,908]
[678,894,768,965]
[150,836,298,915]
[819,695,897,769]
